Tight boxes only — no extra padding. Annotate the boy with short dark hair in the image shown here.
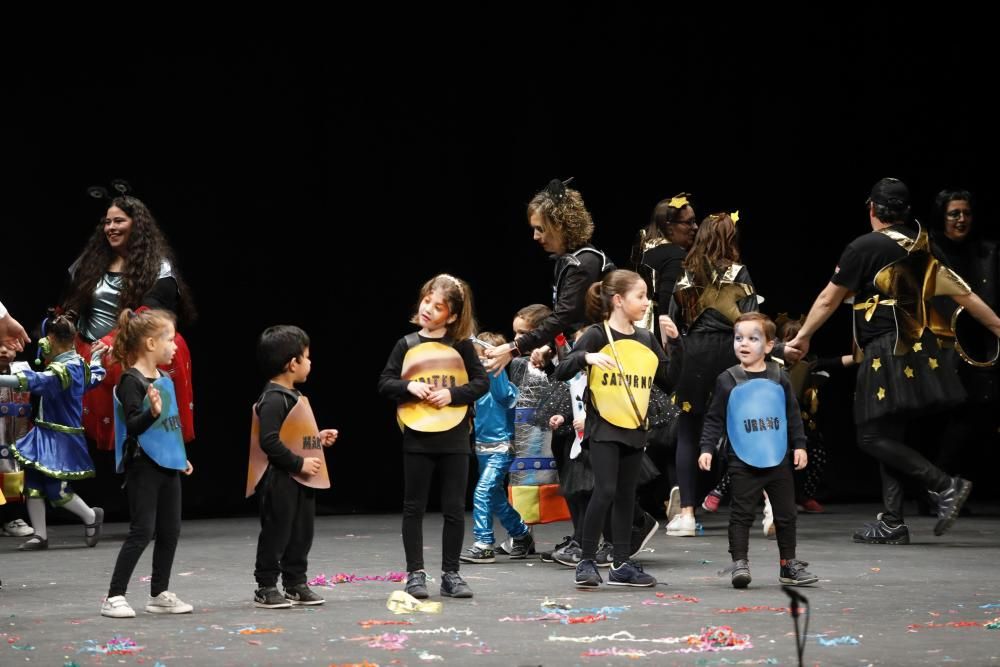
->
[249,325,338,608]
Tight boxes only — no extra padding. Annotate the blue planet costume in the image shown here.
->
[700,360,807,564]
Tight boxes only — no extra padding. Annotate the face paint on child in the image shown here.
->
[733,321,773,371]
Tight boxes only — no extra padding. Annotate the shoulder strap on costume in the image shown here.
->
[404,332,456,350]
[256,384,299,411]
[726,364,748,385]
[573,246,613,273]
[765,360,782,383]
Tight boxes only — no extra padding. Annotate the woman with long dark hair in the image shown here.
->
[64,192,196,451]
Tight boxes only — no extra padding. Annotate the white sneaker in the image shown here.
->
[665,486,681,522]
[101,595,136,618]
[762,498,776,540]
[665,513,696,537]
[145,590,194,614]
[3,519,34,537]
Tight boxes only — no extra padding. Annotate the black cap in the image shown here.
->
[868,177,910,207]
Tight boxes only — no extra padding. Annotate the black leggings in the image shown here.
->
[108,454,182,597]
[858,415,950,523]
[728,461,797,561]
[676,412,705,507]
[402,452,468,573]
[581,441,643,564]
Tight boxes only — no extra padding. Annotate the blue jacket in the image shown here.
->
[474,369,518,444]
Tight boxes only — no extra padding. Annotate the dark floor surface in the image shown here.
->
[1,503,998,666]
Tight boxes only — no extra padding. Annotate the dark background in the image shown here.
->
[5,9,998,518]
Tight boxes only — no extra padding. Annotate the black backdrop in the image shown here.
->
[6,10,998,518]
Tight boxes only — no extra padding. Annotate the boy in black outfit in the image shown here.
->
[250,326,338,608]
[699,313,818,589]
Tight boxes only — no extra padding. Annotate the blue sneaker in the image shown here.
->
[608,560,656,587]
[574,559,602,588]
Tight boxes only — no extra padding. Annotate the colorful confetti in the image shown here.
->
[310,572,406,586]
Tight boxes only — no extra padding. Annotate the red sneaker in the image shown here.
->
[702,491,722,512]
[799,498,824,513]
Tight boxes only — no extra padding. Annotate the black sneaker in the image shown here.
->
[608,560,656,587]
[629,512,659,558]
[779,559,818,586]
[731,559,751,589]
[540,535,573,562]
[852,514,910,545]
[405,571,429,599]
[929,477,972,537]
[440,571,473,598]
[552,541,583,567]
[574,559,603,588]
[459,543,496,564]
[254,586,292,609]
[507,532,535,559]
[284,583,325,605]
[595,542,614,568]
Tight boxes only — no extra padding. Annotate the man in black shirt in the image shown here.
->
[787,178,1000,544]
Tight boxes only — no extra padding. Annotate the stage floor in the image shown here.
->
[1,504,998,666]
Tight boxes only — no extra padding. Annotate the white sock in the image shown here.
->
[26,498,47,540]
[61,495,96,525]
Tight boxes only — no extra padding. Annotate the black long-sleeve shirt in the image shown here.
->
[514,247,605,354]
[378,334,489,453]
[255,382,304,474]
[642,243,687,319]
[118,369,159,439]
[553,323,671,450]
[699,367,807,460]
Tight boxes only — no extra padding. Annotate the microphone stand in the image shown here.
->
[782,585,809,667]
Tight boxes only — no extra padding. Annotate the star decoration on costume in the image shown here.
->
[871,357,882,371]
[731,210,740,224]
[913,342,923,352]
[669,195,690,209]
[682,401,692,412]
[928,357,939,369]
[903,366,914,378]
[877,387,886,401]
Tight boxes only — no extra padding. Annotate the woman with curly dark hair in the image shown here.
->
[485,179,611,373]
[63,194,196,452]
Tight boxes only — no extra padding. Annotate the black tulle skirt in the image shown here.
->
[854,330,966,424]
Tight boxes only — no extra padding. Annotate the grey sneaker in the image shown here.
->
[405,571,429,599]
[731,559,752,589]
[254,586,292,609]
[852,514,910,545]
[540,535,573,562]
[440,571,473,598]
[507,532,535,559]
[460,543,496,563]
[930,477,972,536]
[595,542,614,567]
[779,559,818,586]
[146,591,194,614]
[552,540,583,567]
[284,583,325,605]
